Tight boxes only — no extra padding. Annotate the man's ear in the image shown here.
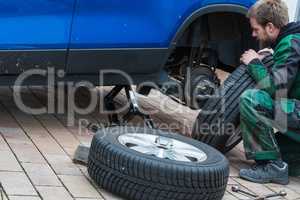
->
[265,22,276,33]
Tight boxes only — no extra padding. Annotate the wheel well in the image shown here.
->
[166,12,258,72]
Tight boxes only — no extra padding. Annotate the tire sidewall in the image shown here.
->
[94,126,227,168]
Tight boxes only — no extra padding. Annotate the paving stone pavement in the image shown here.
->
[0,86,297,200]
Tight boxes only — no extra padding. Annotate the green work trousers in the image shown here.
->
[240,89,300,161]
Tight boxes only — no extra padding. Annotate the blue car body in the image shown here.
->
[0,0,255,85]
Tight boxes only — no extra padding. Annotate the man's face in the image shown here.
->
[250,17,274,47]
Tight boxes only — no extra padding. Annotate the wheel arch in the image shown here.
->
[169,4,249,48]
[160,3,256,75]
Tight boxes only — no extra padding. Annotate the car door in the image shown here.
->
[67,0,210,75]
[0,0,75,75]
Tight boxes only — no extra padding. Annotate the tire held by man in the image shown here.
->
[192,55,274,153]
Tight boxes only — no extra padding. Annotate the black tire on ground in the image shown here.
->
[186,66,219,110]
[88,126,229,200]
[192,55,274,153]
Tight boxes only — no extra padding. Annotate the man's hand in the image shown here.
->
[240,49,260,65]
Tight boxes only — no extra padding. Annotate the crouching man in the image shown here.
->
[239,0,300,185]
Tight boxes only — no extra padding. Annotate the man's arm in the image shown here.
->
[247,37,300,97]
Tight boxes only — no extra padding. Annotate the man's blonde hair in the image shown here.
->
[247,0,289,28]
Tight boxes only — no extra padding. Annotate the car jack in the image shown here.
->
[73,85,155,164]
[103,85,155,128]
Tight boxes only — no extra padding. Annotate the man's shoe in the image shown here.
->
[239,161,289,185]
